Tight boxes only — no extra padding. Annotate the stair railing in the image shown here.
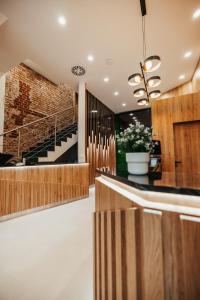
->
[0,105,78,159]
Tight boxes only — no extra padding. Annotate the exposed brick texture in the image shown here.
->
[3,64,75,159]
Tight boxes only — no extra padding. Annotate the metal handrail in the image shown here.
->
[23,121,77,152]
[0,105,76,137]
[24,124,78,160]
[1,105,78,159]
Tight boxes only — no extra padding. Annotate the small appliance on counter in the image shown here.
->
[0,153,14,167]
[149,140,162,173]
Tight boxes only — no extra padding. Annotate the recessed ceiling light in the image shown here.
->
[104,77,109,83]
[193,8,200,20]
[114,91,119,96]
[122,103,126,107]
[179,74,185,80]
[58,16,66,26]
[87,55,94,62]
[184,51,192,58]
[129,113,133,116]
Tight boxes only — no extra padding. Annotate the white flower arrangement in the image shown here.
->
[116,121,152,153]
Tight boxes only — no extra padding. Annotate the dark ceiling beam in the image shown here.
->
[140,0,147,16]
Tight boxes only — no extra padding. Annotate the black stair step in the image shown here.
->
[25,133,75,157]
[25,157,39,165]
[60,137,68,142]
[47,145,55,151]
[34,151,48,158]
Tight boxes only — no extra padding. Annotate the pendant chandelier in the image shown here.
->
[128,0,161,106]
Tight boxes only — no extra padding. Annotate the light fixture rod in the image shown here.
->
[140,0,147,16]
[140,62,149,102]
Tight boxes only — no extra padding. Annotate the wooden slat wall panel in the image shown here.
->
[151,92,200,172]
[87,133,116,185]
[162,212,184,300]
[95,179,200,300]
[86,91,116,185]
[181,216,200,300]
[0,164,89,217]
[125,209,140,300]
[94,208,138,300]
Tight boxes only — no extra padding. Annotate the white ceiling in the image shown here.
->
[0,0,199,113]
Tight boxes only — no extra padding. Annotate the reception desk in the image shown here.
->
[0,163,89,218]
[94,169,200,300]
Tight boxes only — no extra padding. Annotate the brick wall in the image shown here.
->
[3,64,75,158]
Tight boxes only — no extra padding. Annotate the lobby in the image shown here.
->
[0,0,200,299]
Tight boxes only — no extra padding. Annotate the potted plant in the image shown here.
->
[116,122,152,175]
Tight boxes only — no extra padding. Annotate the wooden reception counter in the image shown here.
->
[0,163,89,218]
[94,171,200,300]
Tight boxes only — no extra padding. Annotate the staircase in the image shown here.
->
[23,123,78,165]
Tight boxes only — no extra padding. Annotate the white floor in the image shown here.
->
[0,188,95,300]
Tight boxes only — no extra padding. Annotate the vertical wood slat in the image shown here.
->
[180,216,200,300]
[127,209,139,300]
[107,211,113,300]
[162,212,184,300]
[141,210,165,300]
[115,210,122,300]
[101,212,107,300]
[96,212,101,300]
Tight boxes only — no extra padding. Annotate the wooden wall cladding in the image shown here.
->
[0,164,89,217]
[151,92,200,172]
[94,181,200,300]
[86,91,116,185]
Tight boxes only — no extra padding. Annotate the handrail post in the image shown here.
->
[54,116,57,147]
[17,129,21,157]
[73,106,75,123]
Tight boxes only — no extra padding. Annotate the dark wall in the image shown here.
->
[86,91,115,143]
[115,108,151,132]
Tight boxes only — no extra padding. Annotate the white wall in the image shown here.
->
[0,189,95,300]
[0,74,6,152]
[78,81,86,163]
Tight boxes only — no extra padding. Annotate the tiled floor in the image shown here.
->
[0,187,95,300]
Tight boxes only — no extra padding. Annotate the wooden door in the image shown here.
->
[174,121,200,186]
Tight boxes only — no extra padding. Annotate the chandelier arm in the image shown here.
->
[140,62,149,102]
